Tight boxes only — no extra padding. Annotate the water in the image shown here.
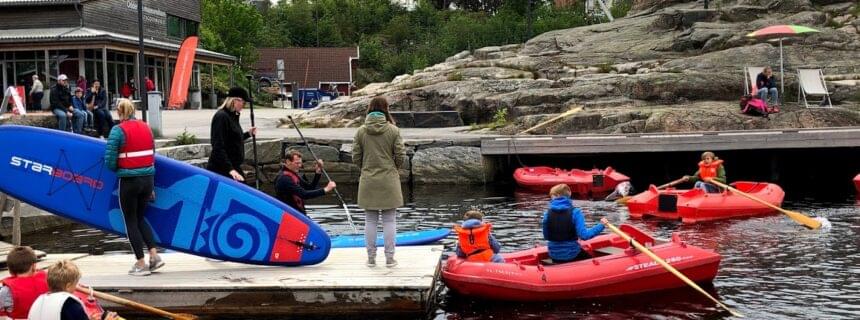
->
[21,184,860,319]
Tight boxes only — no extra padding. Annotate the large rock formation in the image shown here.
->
[292,0,860,133]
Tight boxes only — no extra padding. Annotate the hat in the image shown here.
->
[74,87,83,93]
[227,87,252,103]
[57,74,68,81]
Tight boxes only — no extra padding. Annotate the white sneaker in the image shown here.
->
[149,256,165,272]
[129,264,151,276]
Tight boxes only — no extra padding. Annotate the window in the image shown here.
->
[167,15,199,39]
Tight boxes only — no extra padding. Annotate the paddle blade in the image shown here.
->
[784,209,822,229]
[615,196,631,204]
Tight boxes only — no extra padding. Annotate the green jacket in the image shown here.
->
[104,120,155,178]
[352,113,406,210]
[687,164,726,184]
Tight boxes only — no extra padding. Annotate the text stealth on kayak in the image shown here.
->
[625,255,693,272]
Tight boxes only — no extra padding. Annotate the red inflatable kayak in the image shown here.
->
[626,181,785,223]
[513,166,629,198]
[442,224,720,301]
[854,174,860,193]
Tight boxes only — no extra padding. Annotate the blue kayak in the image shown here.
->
[330,228,451,248]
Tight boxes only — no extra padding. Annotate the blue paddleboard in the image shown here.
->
[0,126,330,266]
[330,228,451,248]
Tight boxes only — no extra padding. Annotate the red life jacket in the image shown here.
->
[454,223,495,262]
[281,170,306,213]
[1,271,49,319]
[698,159,724,181]
[117,120,154,169]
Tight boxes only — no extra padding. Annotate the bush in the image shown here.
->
[175,128,197,146]
[596,63,616,73]
[447,72,464,81]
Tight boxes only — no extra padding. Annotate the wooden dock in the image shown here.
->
[31,246,443,317]
[482,127,860,155]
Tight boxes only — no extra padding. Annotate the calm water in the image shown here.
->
[22,184,860,319]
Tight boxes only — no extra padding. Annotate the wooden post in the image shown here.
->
[11,199,21,246]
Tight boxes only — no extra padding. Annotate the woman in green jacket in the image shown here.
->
[353,97,406,268]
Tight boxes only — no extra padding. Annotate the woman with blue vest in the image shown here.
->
[104,99,163,276]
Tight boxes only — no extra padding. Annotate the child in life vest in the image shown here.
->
[28,260,119,320]
[0,246,48,319]
[454,210,504,263]
[542,184,608,264]
[682,151,726,193]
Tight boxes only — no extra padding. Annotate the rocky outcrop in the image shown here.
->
[291,1,860,133]
[412,146,484,184]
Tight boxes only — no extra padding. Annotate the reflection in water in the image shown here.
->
[23,184,860,319]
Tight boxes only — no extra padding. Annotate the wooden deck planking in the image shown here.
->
[0,241,47,266]
[64,246,442,316]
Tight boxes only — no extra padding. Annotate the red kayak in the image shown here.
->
[854,174,860,193]
[513,166,629,198]
[442,224,720,301]
[626,181,785,223]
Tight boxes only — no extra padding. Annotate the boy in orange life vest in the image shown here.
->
[275,150,336,215]
[454,210,504,263]
[0,246,48,319]
[542,184,608,264]
[682,151,726,193]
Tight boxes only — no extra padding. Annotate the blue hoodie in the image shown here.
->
[455,219,504,263]
[541,196,605,261]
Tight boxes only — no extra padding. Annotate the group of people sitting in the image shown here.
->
[1,246,119,320]
[49,74,113,137]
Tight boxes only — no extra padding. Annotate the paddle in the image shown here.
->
[603,223,744,317]
[707,179,821,229]
[616,177,687,204]
[245,75,261,190]
[287,115,357,233]
[518,106,584,135]
[76,285,197,320]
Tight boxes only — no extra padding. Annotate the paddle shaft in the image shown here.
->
[76,285,197,320]
[245,76,261,190]
[518,106,583,134]
[707,179,821,229]
[287,116,356,232]
[617,177,687,204]
[604,223,743,318]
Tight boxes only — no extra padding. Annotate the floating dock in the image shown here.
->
[29,246,443,317]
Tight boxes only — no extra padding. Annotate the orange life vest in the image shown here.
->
[698,159,724,181]
[454,223,495,262]
[117,120,154,169]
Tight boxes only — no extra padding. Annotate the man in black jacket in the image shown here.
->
[50,74,83,133]
[206,87,257,181]
[275,150,335,215]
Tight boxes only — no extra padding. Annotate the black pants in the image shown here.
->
[552,250,592,264]
[94,108,114,138]
[119,175,155,260]
[31,92,43,110]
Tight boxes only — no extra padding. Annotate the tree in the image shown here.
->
[200,0,265,69]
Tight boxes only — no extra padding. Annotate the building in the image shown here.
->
[0,0,236,110]
[253,47,359,96]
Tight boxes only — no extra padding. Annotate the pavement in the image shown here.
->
[155,107,498,141]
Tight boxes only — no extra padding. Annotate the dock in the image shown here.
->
[28,246,443,317]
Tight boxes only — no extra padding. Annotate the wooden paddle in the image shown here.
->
[707,179,821,229]
[518,106,584,135]
[604,223,744,317]
[76,285,198,320]
[616,177,687,204]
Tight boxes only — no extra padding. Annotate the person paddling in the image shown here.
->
[104,99,163,276]
[542,184,608,264]
[682,151,726,193]
[275,150,336,215]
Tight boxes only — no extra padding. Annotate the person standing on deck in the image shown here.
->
[206,87,257,182]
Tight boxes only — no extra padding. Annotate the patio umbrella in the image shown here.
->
[746,25,819,97]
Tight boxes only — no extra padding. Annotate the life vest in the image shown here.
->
[279,170,306,214]
[117,120,154,169]
[27,292,84,320]
[454,223,495,262]
[697,159,724,181]
[545,208,577,242]
[0,271,49,319]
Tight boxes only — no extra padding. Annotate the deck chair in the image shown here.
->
[797,69,832,108]
[744,66,764,96]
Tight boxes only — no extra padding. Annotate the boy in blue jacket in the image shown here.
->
[542,184,608,264]
[454,210,504,263]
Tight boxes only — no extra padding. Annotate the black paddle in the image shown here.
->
[245,75,261,190]
[287,115,357,233]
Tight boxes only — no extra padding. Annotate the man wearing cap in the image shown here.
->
[206,87,258,182]
[50,74,84,133]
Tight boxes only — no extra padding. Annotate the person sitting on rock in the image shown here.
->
[682,151,725,193]
[454,210,504,263]
[0,246,49,319]
[542,184,608,264]
[756,66,779,107]
[275,150,336,215]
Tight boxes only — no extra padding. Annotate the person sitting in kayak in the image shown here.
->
[542,184,608,264]
[682,151,725,193]
[29,260,119,320]
[275,150,336,215]
[0,246,49,319]
[454,210,504,263]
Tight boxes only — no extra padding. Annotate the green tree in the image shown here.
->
[200,0,265,69]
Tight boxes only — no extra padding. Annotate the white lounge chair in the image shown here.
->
[797,69,832,108]
[744,66,764,96]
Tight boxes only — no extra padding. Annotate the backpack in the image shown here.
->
[740,95,769,117]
